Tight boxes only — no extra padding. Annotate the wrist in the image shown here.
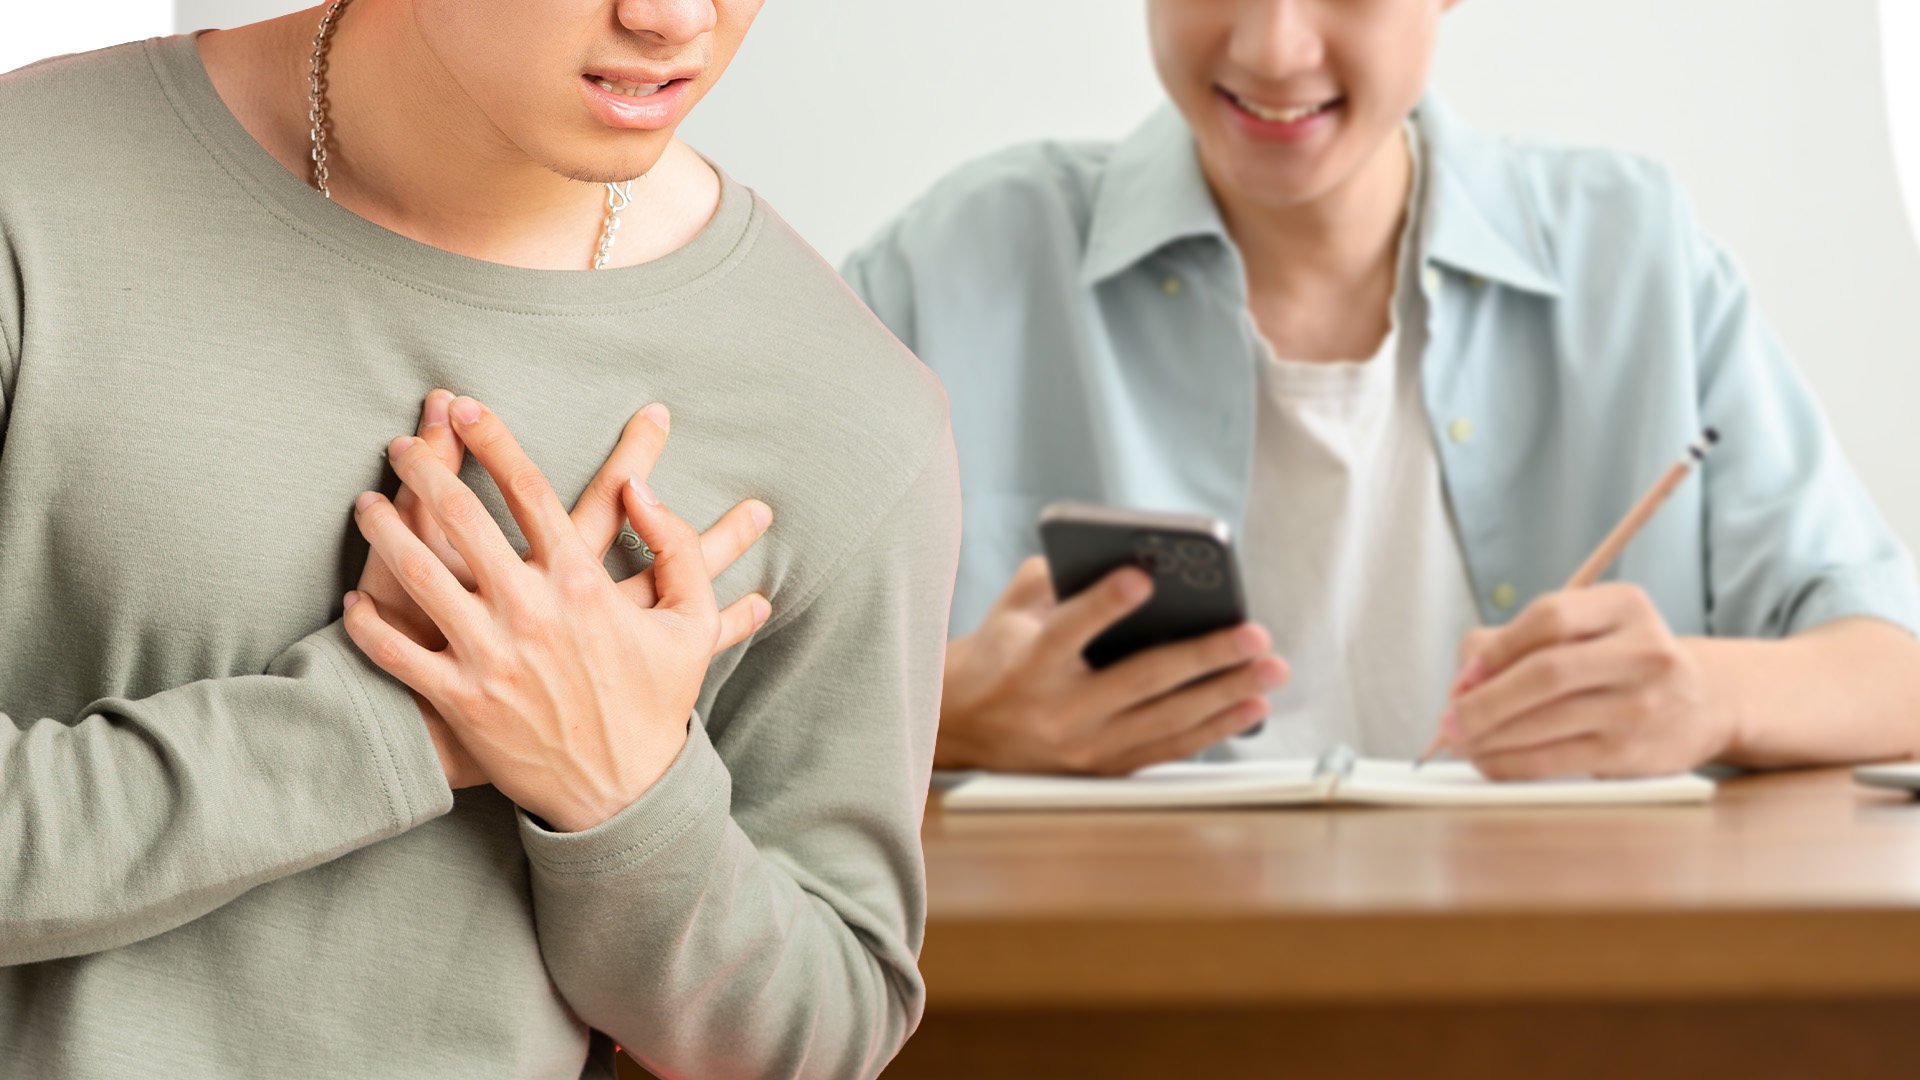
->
[413,692,460,789]
[937,661,1005,772]
[931,723,978,771]
[535,718,691,832]
[1683,636,1756,763]
[934,638,980,770]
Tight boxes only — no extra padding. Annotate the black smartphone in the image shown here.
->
[1037,502,1249,671]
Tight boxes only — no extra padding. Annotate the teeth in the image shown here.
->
[1236,95,1331,124]
[592,77,667,98]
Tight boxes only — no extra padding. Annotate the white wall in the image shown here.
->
[1432,0,1920,554]
[0,2,173,74]
[43,0,1920,549]
[681,1,1163,262]
[175,0,281,34]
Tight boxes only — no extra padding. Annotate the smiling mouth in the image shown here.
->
[584,74,690,98]
[1220,87,1344,123]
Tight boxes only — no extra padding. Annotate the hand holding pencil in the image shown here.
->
[1418,428,1732,779]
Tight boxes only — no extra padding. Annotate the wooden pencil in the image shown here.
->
[1413,427,1721,769]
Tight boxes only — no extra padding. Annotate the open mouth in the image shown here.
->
[1218,87,1344,125]
[577,70,699,130]
[583,73,691,98]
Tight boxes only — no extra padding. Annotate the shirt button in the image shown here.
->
[1491,583,1518,611]
[1422,265,1443,293]
[1447,417,1474,444]
[1162,275,1183,296]
[617,530,644,552]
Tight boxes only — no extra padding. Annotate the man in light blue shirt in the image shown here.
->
[843,0,1920,778]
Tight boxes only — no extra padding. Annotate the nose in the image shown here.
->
[1228,0,1326,81]
[615,0,718,46]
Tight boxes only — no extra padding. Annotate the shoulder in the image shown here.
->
[1420,100,1721,308]
[737,190,950,428]
[843,139,1114,280]
[0,43,163,372]
[1498,140,1742,328]
[686,190,958,622]
[0,39,161,137]
[721,189,956,531]
[1501,140,1696,254]
[0,39,184,200]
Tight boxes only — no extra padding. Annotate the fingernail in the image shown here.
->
[355,491,380,511]
[753,597,772,625]
[1440,709,1462,739]
[425,390,452,425]
[1235,624,1266,659]
[391,435,417,454]
[748,501,772,531]
[1254,658,1287,689]
[629,475,660,506]
[342,590,361,610]
[1452,655,1486,696]
[451,397,483,425]
[1115,570,1151,603]
[641,402,671,431]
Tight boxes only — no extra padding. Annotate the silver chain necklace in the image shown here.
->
[306,0,635,270]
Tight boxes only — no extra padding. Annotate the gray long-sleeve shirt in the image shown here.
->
[0,36,958,1079]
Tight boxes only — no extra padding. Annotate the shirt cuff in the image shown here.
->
[516,713,730,878]
[1782,560,1920,638]
[306,621,456,831]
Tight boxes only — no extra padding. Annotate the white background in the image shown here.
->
[8,1,1920,551]
[0,2,172,74]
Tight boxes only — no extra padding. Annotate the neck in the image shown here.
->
[1207,127,1413,357]
[330,1,600,258]
[200,3,716,270]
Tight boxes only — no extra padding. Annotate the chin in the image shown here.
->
[551,163,659,185]
[544,146,672,186]
[1206,151,1332,210]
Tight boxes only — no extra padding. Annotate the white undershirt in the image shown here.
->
[1224,125,1482,761]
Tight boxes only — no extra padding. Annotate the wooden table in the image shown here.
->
[884,768,1920,1079]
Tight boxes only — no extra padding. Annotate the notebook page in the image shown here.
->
[942,759,1328,812]
[1335,759,1715,807]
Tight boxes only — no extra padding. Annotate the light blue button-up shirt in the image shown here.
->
[842,97,1920,647]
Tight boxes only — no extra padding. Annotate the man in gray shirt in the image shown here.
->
[0,3,958,1077]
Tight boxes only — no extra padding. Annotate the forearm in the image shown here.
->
[0,621,452,966]
[524,427,960,1077]
[522,723,918,1080]
[1699,618,1920,768]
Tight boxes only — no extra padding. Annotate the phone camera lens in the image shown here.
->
[1182,565,1223,590]
[1176,540,1219,564]
[1138,549,1173,575]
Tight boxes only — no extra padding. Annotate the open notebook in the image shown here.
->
[941,745,1715,812]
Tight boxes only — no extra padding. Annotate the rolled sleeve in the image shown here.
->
[1690,228,1920,640]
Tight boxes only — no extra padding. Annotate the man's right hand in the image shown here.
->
[361,392,773,791]
[936,557,1289,775]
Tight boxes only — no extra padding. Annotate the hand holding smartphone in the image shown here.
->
[1038,502,1252,669]
[932,503,1280,775]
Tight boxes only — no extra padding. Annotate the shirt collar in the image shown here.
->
[1416,95,1561,297]
[1079,94,1562,298]
[1079,106,1229,287]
